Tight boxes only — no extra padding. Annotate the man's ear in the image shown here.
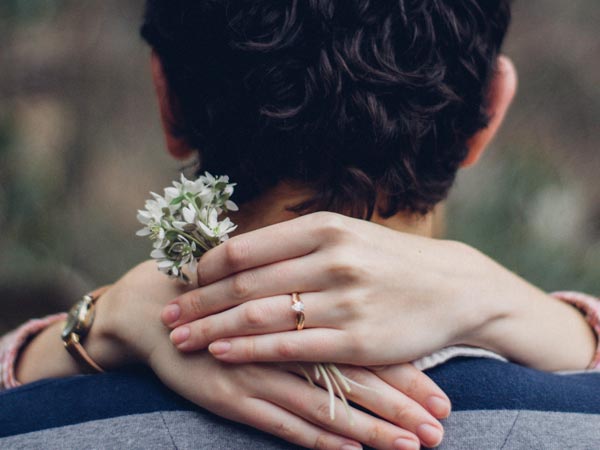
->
[462,55,518,167]
[151,51,194,160]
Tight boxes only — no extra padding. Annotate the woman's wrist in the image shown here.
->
[87,288,152,369]
[14,301,132,384]
[84,297,135,370]
[92,275,176,369]
[456,252,597,371]
[434,242,512,349]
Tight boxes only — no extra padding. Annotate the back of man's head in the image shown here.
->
[142,0,511,218]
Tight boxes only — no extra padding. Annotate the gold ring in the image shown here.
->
[291,292,305,331]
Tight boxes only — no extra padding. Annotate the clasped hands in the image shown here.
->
[153,211,507,448]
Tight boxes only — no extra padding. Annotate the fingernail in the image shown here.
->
[162,304,181,326]
[417,423,443,447]
[209,341,232,355]
[393,437,419,450]
[170,326,190,345]
[340,444,362,450]
[426,395,451,418]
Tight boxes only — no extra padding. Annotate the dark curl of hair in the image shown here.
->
[142,0,511,218]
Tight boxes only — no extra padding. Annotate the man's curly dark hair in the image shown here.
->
[141,0,511,218]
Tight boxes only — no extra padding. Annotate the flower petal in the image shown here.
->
[182,206,196,224]
[225,200,239,211]
[136,228,152,236]
[151,249,167,259]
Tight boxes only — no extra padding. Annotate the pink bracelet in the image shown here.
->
[0,313,67,390]
[552,291,600,369]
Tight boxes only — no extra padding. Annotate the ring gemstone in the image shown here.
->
[291,301,305,312]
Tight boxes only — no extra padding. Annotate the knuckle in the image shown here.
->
[231,272,255,299]
[309,210,336,225]
[243,303,268,327]
[224,239,250,270]
[391,403,412,425]
[243,338,257,360]
[196,321,213,347]
[334,296,360,321]
[326,254,365,284]
[401,367,423,397]
[314,401,333,425]
[317,214,347,238]
[276,340,300,359]
[407,375,421,397]
[366,424,382,447]
[272,421,296,441]
[189,292,207,317]
[313,434,332,450]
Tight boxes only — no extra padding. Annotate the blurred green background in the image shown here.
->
[1,0,599,334]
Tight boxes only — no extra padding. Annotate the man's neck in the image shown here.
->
[229,182,438,237]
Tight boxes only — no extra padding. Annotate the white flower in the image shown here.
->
[225,200,239,212]
[197,208,219,237]
[182,206,196,224]
[216,217,237,237]
[181,173,207,196]
[163,186,180,204]
[138,172,238,282]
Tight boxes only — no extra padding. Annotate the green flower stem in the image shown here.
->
[170,229,211,252]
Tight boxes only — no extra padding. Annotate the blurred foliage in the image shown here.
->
[0,0,599,333]
[1,0,63,23]
[448,148,600,294]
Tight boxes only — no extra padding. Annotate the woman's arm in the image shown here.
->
[0,314,67,389]
[3,261,450,449]
[163,212,598,372]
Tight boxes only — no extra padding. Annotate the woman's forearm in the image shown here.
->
[15,321,80,384]
[461,256,597,372]
[160,215,599,372]
[14,298,129,385]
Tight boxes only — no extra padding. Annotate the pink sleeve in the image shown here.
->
[552,291,600,370]
[0,313,67,390]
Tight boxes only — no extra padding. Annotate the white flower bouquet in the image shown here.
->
[136,172,238,283]
[137,173,367,420]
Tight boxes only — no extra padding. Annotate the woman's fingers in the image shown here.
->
[196,214,325,285]
[169,293,335,352]
[238,397,362,450]
[257,369,421,450]
[374,364,452,420]
[163,255,329,327]
[208,329,355,364]
[196,212,352,285]
[288,364,445,448]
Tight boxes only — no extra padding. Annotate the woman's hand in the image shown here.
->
[149,349,447,449]
[161,212,496,364]
[98,261,450,449]
[162,212,597,371]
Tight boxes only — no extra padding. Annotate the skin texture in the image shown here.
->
[163,212,597,372]
[16,261,449,449]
